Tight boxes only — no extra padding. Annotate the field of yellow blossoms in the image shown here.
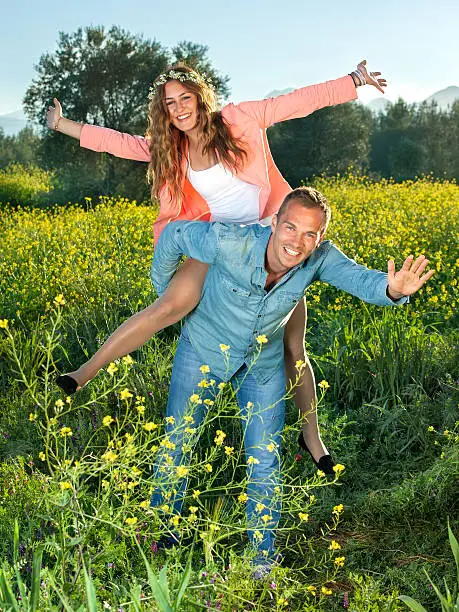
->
[1,175,457,327]
[0,176,458,611]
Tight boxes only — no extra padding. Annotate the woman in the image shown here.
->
[49,60,386,473]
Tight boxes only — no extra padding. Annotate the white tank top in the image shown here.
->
[187,161,261,225]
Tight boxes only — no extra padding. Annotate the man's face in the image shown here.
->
[268,200,326,275]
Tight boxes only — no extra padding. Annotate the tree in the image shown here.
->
[23,26,230,203]
[268,102,373,186]
[0,127,40,169]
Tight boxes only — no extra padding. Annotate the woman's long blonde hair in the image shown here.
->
[146,63,247,205]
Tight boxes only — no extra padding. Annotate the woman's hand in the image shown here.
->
[357,60,387,94]
[47,98,63,130]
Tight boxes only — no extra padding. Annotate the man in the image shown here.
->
[149,187,433,576]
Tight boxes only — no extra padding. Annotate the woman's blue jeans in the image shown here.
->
[150,326,286,559]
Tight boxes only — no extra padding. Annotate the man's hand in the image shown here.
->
[358,60,387,94]
[47,98,63,130]
[387,255,435,300]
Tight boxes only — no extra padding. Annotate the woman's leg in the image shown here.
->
[283,297,329,462]
[64,259,209,389]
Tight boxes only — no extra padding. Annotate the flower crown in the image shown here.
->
[148,69,214,100]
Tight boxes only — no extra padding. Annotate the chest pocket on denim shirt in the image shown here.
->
[265,289,304,317]
[220,273,251,298]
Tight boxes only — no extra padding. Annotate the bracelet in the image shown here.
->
[53,116,62,131]
[350,69,367,87]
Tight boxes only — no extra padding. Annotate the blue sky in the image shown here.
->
[1,0,458,115]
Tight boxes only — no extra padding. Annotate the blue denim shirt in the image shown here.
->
[151,222,407,384]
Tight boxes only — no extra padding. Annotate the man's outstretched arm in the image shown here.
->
[150,221,220,296]
[316,244,434,305]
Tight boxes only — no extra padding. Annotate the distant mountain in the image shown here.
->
[365,86,459,115]
[365,98,391,114]
[0,109,28,136]
[425,86,459,110]
[264,88,294,99]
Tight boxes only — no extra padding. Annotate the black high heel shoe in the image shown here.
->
[297,432,336,475]
[56,375,79,395]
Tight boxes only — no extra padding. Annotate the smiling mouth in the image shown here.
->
[177,113,192,121]
[283,246,301,257]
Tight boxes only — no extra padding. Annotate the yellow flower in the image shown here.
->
[184,415,194,424]
[192,490,201,498]
[200,364,210,374]
[102,415,114,427]
[60,481,72,490]
[101,480,109,489]
[256,503,265,512]
[306,585,316,593]
[253,530,263,541]
[427,425,435,432]
[298,512,309,522]
[38,452,46,461]
[144,422,158,432]
[198,379,209,388]
[321,586,332,595]
[119,388,133,401]
[205,463,213,473]
[219,344,230,352]
[176,466,189,477]
[318,380,330,390]
[246,401,254,409]
[225,446,234,455]
[214,429,226,446]
[125,517,138,526]
[266,442,276,452]
[189,506,198,514]
[55,399,64,409]
[333,463,345,474]
[136,396,145,403]
[185,427,196,434]
[53,294,66,306]
[189,394,201,404]
[49,417,57,426]
[0,319,8,329]
[59,426,73,437]
[247,456,260,465]
[277,597,288,607]
[295,359,305,370]
[169,515,180,527]
[334,556,345,567]
[122,355,134,366]
[217,382,226,390]
[333,504,344,515]
[107,362,118,376]
[238,493,248,503]
[160,504,170,512]
[256,334,268,345]
[102,450,118,463]
[317,470,325,478]
[329,540,341,550]
[136,405,146,414]
[165,416,175,425]
[261,514,272,524]
[28,412,38,422]
[139,500,150,509]
[203,399,214,406]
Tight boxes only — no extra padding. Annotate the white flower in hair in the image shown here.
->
[148,69,214,100]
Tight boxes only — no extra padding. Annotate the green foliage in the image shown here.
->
[268,102,373,185]
[0,163,54,207]
[0,127,40,169]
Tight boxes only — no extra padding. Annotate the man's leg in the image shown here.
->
[150,327,222,514]
[232,366,286,563]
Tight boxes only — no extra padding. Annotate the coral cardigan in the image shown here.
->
[80,75,357,242]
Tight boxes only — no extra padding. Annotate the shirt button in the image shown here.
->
[257,314,262,318]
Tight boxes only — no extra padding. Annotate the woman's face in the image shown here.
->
[164,80,199,133]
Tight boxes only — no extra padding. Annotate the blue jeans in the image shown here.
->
[150,327,286,559]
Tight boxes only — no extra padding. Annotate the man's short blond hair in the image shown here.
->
[277,187,331,232]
